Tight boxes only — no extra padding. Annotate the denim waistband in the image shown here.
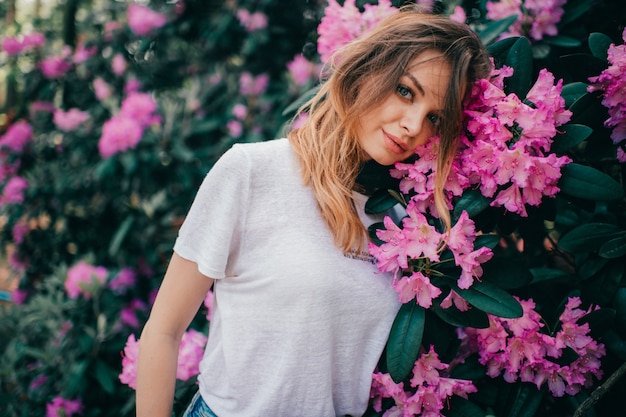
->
[181,391,218,417]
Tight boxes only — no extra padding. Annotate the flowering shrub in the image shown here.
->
[1,1,625,417]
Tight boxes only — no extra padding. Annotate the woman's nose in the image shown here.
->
[400,110,423,137]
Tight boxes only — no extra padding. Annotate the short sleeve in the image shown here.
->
[173,145,250,279]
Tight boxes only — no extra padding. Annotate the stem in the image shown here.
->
[573,360,626,417]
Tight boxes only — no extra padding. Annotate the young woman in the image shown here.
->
[136,8,491,417]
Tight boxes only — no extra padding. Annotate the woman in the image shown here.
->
[136,8,491,417]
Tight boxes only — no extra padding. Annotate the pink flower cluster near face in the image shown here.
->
[98,92,159,158]
[460,297,605,397]
[486,0,567,41]
[236,9,268,32]
[588,28,626,162]
[369,205,493,308]
[53,108,90,132]
[127,4,168,36]
[317,0,398,64]
[370,346,477,417]
[1,32,45,55]
[119,329,207,389]
[46,396,82,417]
[65,261,108,299]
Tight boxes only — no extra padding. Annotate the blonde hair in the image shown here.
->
[288,9,491,253]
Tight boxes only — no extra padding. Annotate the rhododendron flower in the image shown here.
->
[120,92,159,126]
[111,53,127,76]
[127,4,168,36]
[93,77,112,101]
[227,120,243,138]
[460,297,605,397]
[239,72,269,96]
[120,299,148,328]
[588,28,626,161]
[317,0,397,63]
[236,9,268,32]
[65,261,108,299]
[40,56,72,79]
[1,32,45,55]
[108,268,137,294]
[449,6,467,23]
[204,289,215,321]
[486,0,566,41]
[1,37,24,55]
[1,176,29,205]
[98,115,144,158]
[73,43,96,64]
[286,55,318,86]
[46,396,82,417]
[11,221,29,244]
[120,330,207,389]
[53,108,90,132]
[0,120,33,152]
[371,346,476,416]
[232,104,248,120]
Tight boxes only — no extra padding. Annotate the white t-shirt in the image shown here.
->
[174,138,401,417]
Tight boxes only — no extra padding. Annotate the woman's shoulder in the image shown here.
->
[231,138,290,159]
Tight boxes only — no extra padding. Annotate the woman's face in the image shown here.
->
[356,50,451,166]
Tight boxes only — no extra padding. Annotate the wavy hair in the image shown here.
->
[288,8,491,253]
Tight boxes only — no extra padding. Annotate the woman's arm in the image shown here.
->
[136,252,214,417]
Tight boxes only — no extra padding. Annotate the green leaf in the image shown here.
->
[386,302,425,383]
[588,32,613,60]
[109,216,135,257]
[432,302,490,328]
[557,223,623,253]
[529,267,571,284]
[543,35,581,48]
[601,329,626,361]
[579,256,609,280]
[582,261,623,305]
[453,190,491,219]
[560,0,594,26]
[474,234,500,250]
[504,37,533,98]
[365,189,399,215]
[551,124,592,153]
[599,234,626,259]
[578,308,616,338]
[477,15,519,45]
[454,280,523,318]
[368,222,385,246]
[450,355,486,380]
[281,84,322,117]
[505,383,545,417]
[559,54,607,82]
[445,397,487,417]
[558,163,625,201]
[488,37,519,67]
[481,257,533,289]
[568,92,607,126]
[614,288,626,336]
[561,82,589,107]
[94,360,116,394]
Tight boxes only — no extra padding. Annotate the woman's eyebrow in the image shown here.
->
[405,72,425,96]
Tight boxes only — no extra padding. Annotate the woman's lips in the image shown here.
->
[383,130,407,155]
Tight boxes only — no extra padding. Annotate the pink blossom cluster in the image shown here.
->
[239,72,269,96]
[0,120,33,152]
[460,297,605,397]
[485,0,567,41]
[127,4,168,36]
[286,55,319,86]
[65,261,108,299]
[370,346,477,417]
[317,0,398,63]
[392,65,572,218]
[1,176,29,205]
[236,9,269,32]
[46,396,82,417]
[98,92,159,158]
[588,28,626,162]
[53,108,90,132]
[119,329,207,389]
[1,32,45,55]
[369,206,493,308]
[40,50,73,79]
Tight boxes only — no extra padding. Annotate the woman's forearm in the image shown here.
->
[136,323,181,417]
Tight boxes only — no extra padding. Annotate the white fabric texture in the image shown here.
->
[174,138,401,417]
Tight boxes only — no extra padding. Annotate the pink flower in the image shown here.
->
[111,53,127,76]
[1,37,24,55]
[65,261,108,299]
[73,44,96,64]
[127,4,168,36]
[98,115,144,158]
[1,176,29,205]
[0,120,33,152]
[53,108,90,132]
[393,271,441,308]
[46,396,82,417]
[227,120,243,138]
[108,268,137,294]
[119,334,140,389]
[177,329,208,380]
[204,289,215,321]
[120,299,148,328]
[317,0,397,63]
[23,32,45,49]
[236,9,268,32]
[449,6,467,23]
[286,55,317,86]
[120,92,159,126]
[12,221,29,244]
[40,56,72,79]
[239,72,269,96]
[93,78,112,101]
[232,104,248,120]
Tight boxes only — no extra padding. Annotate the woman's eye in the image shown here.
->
[427,114,441,126]
[396,84,412,99]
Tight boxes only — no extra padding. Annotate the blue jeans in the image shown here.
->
[182,391,218,417]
